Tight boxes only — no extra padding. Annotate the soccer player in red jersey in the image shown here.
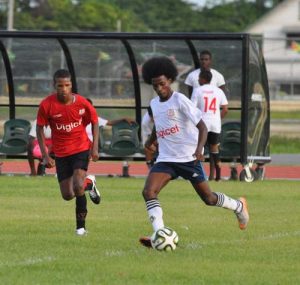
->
[36,69,100,236]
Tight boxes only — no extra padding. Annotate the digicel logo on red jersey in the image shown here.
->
[156,125,179,138]
[56,118,82,132]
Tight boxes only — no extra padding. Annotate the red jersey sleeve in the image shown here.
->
[81,97,99,126]
[37,98,50,126]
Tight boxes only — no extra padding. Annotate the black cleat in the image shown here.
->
[139,236,152,248]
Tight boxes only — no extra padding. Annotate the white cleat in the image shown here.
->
[75,228,88,236]
[235,197,249,230]
[85,175,101,204]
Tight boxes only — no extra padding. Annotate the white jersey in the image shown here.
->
[150,91,203,163]
[30,119,52,139]
[141,112,154,144]
[191,84,228,133]
[184,68,225,89]
[86,117,108,141]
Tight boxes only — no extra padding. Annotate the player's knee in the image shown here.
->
[62,193,74,201]
[142,187,157,200]
[73,181,84,193]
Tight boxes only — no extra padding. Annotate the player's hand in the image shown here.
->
[144,143,156,154]
[90,149,99,162]
[43,156,55,168]
[145,138,155,150]
[193,148,205,163]
[125,118,136,124]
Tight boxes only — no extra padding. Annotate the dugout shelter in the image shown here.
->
[0,31,271,181]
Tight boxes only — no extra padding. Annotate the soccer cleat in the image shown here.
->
[85,175,101,204]
[235,197,249,230]
[139,236,153,248]
[75,228,87,236]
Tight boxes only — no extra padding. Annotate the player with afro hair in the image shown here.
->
[142,56,178,85]
[139,56,249,248]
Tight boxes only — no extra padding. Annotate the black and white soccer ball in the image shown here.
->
[151,227,179,251]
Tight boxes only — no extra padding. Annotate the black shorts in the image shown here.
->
[150,161,207,183]
[55,150,90,182]
[207,132,220,145]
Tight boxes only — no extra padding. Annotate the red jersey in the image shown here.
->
[37,93,98,157]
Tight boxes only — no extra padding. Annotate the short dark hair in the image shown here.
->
[53,69,71,82]
[199,69,212,83]
[142,56,178,84]
[200,50,212,58]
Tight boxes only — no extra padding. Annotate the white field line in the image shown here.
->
[0,256,55,268]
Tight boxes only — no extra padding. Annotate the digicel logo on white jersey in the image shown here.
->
[156,125,179,138]
[56,118,82,132]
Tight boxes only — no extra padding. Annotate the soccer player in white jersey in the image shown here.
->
[139,56,249,248]
[191,69,228,181]
[184,50,226,98]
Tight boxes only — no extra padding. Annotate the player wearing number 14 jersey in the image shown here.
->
[191,69,228,181]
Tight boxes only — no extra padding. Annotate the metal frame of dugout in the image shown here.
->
[0,31,271,181]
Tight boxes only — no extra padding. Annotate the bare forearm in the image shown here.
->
[36,126,48,159]
[197,120,208,151]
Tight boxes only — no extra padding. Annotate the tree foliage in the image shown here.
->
[0,0,280,32]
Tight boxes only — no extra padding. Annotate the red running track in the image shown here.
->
[0,160,299,180]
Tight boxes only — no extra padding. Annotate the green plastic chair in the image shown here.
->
[0,119,31,155]
[106,121,140,156]
[219,121,241,158]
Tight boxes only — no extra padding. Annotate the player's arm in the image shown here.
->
[219,84,230,97]
[36,125,55,168]
[193,119,208,162]
[187,86,193,98]
[90,121,99,162]
[106,118,136,126]
[145,126,157,149]
[221,104,228,119]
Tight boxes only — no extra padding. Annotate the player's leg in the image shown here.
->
[192,180,249,229]
[71,150,95,235]
[140,162,175,247]
[208,151,215,180]
[27,137,37,176]
[180,160,249,230]
[72,168,89,235]
[56,155,75,200]
[206,133,214,180]
[143,171,172,231]
[55,152,87,235]
[209,133,221,181]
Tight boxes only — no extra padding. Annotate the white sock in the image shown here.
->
[146,199,164,232]
[215,192,242,213]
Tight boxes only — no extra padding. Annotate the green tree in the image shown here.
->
[0,0,282,32]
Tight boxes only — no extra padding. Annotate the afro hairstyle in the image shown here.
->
[142,56,178,85]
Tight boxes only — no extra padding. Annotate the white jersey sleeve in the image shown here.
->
[210,69,225,87]
[86,117,107,141]
[30,119,52,138]
[29,120,37,137]
[98,117,108,127]
[141,112,154,144]
[184,69,200,88]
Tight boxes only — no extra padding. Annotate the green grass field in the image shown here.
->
[0,176,300,285]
